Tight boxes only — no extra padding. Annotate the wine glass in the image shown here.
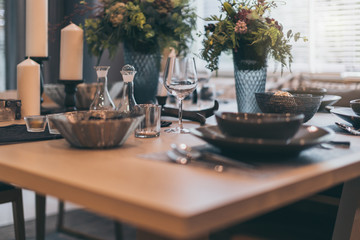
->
[163,57,198,133]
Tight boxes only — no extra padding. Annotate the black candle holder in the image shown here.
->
[58,80,83,112]
[156,95,167,108]
[27,56,50,104]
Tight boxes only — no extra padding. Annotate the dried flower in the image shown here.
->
[83,0,197,62]
[106,2,126,27]
[234,20,247,34]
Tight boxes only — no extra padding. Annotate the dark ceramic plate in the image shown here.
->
[331,107,360,128]
[190,125,332,155]
[319,95,342,111]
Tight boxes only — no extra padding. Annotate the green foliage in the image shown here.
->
[200,0,308,72]
[82,0,197,63]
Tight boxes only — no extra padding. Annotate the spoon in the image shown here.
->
[171,143,255,170]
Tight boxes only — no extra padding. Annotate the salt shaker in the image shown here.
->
[117,65,137,113]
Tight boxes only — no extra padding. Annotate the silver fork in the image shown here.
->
[171,143,256,170]
[335,122,360,135]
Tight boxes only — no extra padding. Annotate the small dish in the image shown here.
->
[319,95,342,112]
[215,112,304,140]
[331,107,360,128]
[190,125,333,156]
[24,115,47,132]
[350,99,360,115]
[46,114,61,135]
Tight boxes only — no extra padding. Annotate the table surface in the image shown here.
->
[0,108,360,239]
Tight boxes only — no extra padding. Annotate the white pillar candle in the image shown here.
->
[17,58,40,117]
[26,0,48,57]
[59,23,84,80]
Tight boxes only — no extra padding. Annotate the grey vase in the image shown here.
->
[123,43,161,104]
[233,50,267,113]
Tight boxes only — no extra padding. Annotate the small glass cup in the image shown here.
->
[46,114,61,134]
[24,115,47,132]
[134,104,161,138]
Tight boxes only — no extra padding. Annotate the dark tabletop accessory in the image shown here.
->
[0,124,62,144]
[161,100,219,125]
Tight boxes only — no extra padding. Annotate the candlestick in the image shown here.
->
[17,58,40,117]
[58,80,83,112]
[59,23,84,80]
[26,0,48,57]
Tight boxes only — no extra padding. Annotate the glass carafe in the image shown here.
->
[117,65,137,113]
[90,66,116,110]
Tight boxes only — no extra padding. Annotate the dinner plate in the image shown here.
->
[331,107,360,128]
[319,95,342,111]
[190,125,333,155]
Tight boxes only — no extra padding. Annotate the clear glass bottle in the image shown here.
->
[117,65,137,113]
[90,66,116,110]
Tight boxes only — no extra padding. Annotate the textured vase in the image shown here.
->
[233,49,267,113]
[123,42,161,104]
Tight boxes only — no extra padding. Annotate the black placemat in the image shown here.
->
[0,124,62,144]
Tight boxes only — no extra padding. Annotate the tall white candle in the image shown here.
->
[26,0,48,57]
[17,58,40,117]
[59,23,84,80]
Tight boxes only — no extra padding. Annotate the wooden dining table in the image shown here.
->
[0,106,360,240]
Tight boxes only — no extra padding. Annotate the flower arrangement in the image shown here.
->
[201,0,307,71]
[82,0,196,63]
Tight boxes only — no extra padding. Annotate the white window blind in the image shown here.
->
[310,0,360,73]
[194,0,360,75]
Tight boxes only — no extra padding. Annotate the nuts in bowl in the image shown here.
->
[255,92,322,122]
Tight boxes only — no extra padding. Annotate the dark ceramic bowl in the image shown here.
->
[350,99,360,115]
[215,111,304,140]
[50,110,144,148]
[282,87,327,97]
[255,92,322,122]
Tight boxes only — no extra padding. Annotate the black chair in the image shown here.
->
[35,195,123,240]
[0,182,26,240]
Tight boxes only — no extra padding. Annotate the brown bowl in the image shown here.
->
[44,83,98,110]
[50,110,144,148]
[215,111,304,140]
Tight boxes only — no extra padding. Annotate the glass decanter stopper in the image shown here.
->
[90,66,116,110]
[117,64,137,113]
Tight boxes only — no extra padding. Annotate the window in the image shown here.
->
[0,0,4,91]
[194,0,360,75]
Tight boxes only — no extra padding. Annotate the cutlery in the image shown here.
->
[166,150,225,173]
[335,122,360,136]
[320,141,351,150]
[171,143,255,170]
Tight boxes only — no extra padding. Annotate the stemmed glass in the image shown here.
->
[163,57,198,133]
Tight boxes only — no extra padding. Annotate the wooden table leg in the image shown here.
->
[332,177,360,240]
[136,229,208,240]
[35,194,46,240]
